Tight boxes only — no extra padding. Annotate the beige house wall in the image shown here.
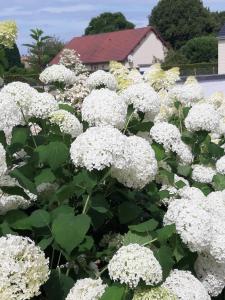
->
[125,31,167,68]
[218,39,225,74]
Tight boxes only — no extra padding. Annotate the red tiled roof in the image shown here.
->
[51,26,167,65]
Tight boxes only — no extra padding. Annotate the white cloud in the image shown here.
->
[0,6,33,17]
[40,4,94,14]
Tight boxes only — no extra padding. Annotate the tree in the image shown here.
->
[85,12,134,35]
[162,49,189,67]
[180,36,217,63]
[41,37,64,66]
[24,29,52,72]
[149,0,216,49]
[211,11,225,34]
[4,43,22,70]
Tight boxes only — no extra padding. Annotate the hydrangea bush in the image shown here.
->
[0,57,225,299]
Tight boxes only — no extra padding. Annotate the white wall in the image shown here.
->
[125,31,167,68]
[218,39,225,74]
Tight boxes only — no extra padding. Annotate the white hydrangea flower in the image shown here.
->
[178,186,205,201]
[171,141,194,165]
[59,48,88,75]
[70,126,126,171]
[50,109,83,138]
[164,198,212,252]
[0,92,24,139]
[28,92,58,119]
[0,234,49,300]
[29,123,42,136]
[133,286,177,300]
[81,89,127,129]
[192,164,216,183]
[108,244,162,288]
[66,278,107,300]
[0,143,7,176]
[207,92,225,109]
[1,82,38,116]
[39,64,76,85]
[111,136,158,189]
[87,70,117,91]
[195,253,225,297]
[163,270,210,300]
[160,175,189,206]
[150,122,181,151]
[121,83,160,115]
[127,69,143,84]
[185,103,220,132]
[0,175,37,215]
[216,155,225,175]
[169,83,203,107]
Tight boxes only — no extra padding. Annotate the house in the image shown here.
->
[218,23,225,74]
[51,27,168,72]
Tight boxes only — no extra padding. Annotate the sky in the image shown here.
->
[0,0,225,54]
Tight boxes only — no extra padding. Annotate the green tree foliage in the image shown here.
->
[41,37,64,66]
[85,12,135,35]
[211,11,225,33]
[149,0,216,48]
[24,28,52,72]
[0,48,8,76]
[180,36,218,63]
[162,49,189,67]
[4,43,22,70]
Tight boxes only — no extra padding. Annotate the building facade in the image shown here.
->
[218,24,225,75]
[51,27,168,71]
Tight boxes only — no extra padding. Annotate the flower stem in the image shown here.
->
[82,194,90,214]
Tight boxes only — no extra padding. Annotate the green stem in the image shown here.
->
[98,265,108,277]
[82,194,91,214]
[142,238,158,246]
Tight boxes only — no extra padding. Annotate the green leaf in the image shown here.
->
[29,209,50,228]
[51,206,74,221]
[35,168,56,186]
[5,210,31,230]
[11,127,29,145]
[158,169,174,185]
[100,284,125,300]
[35,142,69,170]
[192,182,212,195]
[152,143,166,161]
[208,143,224,158]
[155,246,175,278]
[213,174,225,191]
[44,270,74,300]
[123,231,152,246]
[177,165,192,177]
[159,190,170,200]
[10,168,36,193]
[118,202,142,224]
[156,224,176,243]
[38,237,53,250]
[52,214,91,253]
[175,180,187,189]
[129,219,158,233]
[91,194,109,213]
[73,170,97,194]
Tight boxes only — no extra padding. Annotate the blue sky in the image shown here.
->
[0,0,225,54]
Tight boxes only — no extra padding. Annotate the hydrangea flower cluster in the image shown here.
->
[70,127,157,188]
[133,286,177,300]
[169,82,203,107]
[184,103,220,132]
[163,270,210,300]
[192,164,216,184]
[39,64,76,85]
[216,155,225,174]
[164,198,212,252]
[108,244,162,288]
[0,235,49,300]
[66,278,107,300]
[81,89,127,129]
[0,175,37,215]
[0,20,17,48]
[87,70,117,91]
[121,83,160,116]
[50,109,83,138]
[111,136,158,189]
[143,64,180,91]
[59,48,88,75]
